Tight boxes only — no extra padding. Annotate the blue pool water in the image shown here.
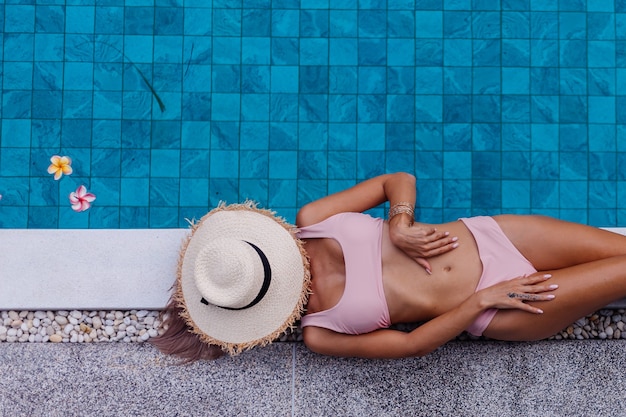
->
[1,0,625,228]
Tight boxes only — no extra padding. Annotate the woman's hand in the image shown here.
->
[389,216,459,274]
[477,274,558,314]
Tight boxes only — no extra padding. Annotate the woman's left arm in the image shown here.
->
[296,172,458,271]
[304,274,556,359]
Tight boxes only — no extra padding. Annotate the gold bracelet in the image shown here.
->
[388,202,414,220]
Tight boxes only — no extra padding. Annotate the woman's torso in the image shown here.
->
[304,219,483,325]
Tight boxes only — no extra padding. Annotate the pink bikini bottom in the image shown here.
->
[459,216,537,336]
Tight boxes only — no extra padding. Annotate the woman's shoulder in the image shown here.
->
[296,205,363,228]
[298,210,380,229]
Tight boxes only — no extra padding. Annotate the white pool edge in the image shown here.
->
[1,227,625,310]
[0,228,189,310]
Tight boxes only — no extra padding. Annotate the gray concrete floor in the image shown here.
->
[1,340,625,417]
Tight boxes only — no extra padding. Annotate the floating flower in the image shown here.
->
[47,155,73,180]
[69,185,96,212]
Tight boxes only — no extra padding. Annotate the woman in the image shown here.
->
[151,172,626,361]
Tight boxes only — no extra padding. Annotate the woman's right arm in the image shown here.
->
[304,274,556,358]
[296,172,457,271]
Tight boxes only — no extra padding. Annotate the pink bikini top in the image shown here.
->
[297,212,391,334]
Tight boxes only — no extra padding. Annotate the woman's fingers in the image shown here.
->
[419,237,459,257]
[507,292,556,302]
[528,283,559,294]
[522,273,553,284]
[488,274,558,314]
[504,291,553,314]
[512,300,545,314]
[424,228,449,242]
[514,274,558,313]
[415,258,433,275]
[518,274,558,293]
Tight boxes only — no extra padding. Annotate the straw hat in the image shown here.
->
[174,201,311,355]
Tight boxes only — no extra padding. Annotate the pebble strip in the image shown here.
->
[0,310,163,343]
[1,309,625,343]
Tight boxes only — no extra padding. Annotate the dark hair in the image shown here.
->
[149,296,225,363]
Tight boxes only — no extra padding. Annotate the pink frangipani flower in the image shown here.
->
[69,185,96,212]
[47,155,73,180]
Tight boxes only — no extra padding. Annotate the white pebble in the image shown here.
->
[55,316,68,326]
[0,326,7,335]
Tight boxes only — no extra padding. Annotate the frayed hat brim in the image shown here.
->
[173,201,311,355]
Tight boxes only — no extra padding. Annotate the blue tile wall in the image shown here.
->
[1,1,626,228]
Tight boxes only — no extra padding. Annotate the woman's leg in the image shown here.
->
[484,215,626,341]
[495,214,626,270]
[484,256,626,341]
